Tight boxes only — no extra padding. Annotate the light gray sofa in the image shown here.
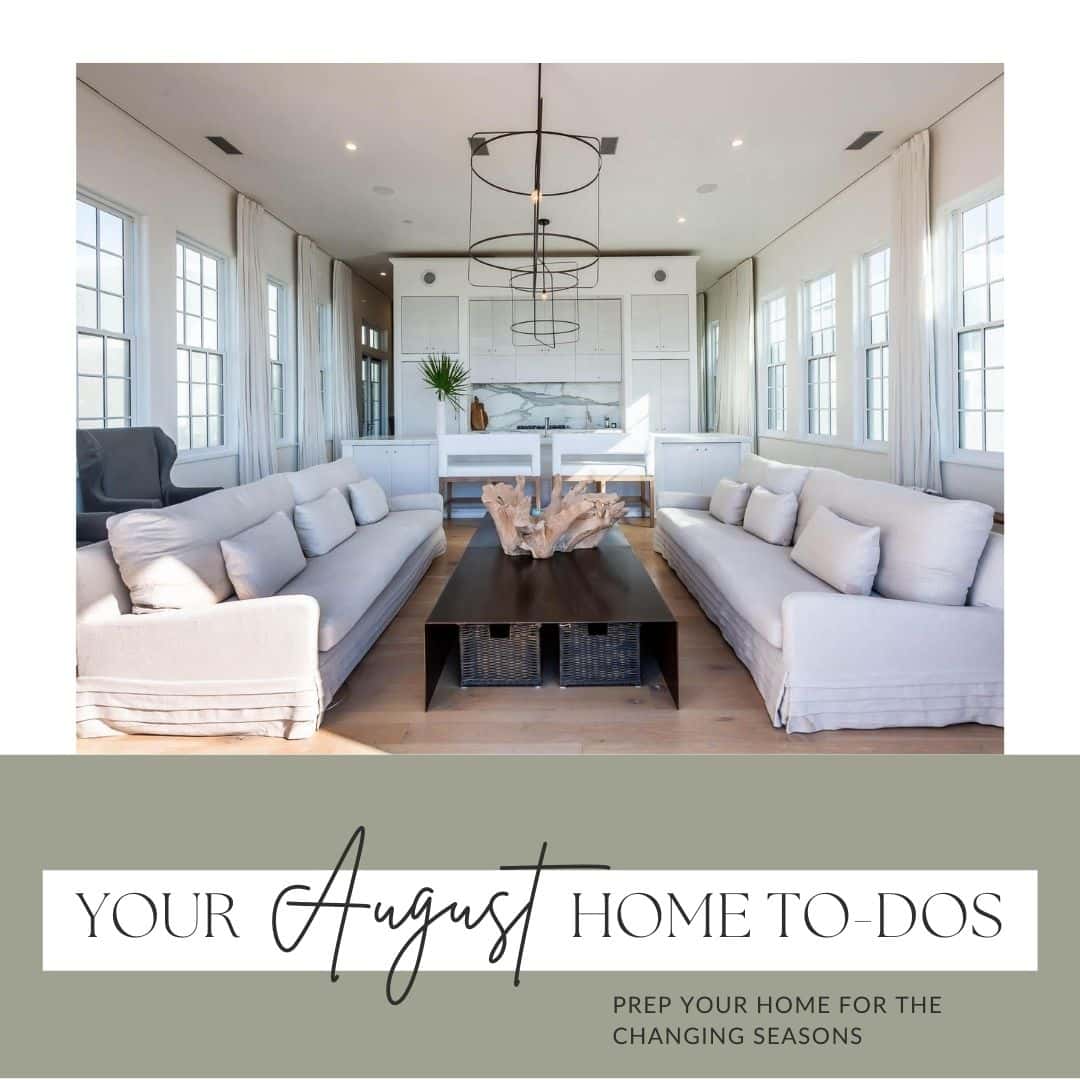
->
[76,458,446,739]
[654,455,1003,734]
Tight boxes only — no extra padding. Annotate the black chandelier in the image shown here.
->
[468,63,602,348]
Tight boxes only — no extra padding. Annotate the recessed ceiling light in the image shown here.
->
[345,141,357,152]
[676,216,687,224]
[730,137,744,148]
[379,271,387,277]
[372,185,394,196]
[696,183,718,195]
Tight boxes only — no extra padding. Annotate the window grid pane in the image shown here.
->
[76,197,132,428]
[806,274,837,436]
[864,249,890,441]
[956,196,1004,452]
[268,281,285,440]
[176,240,225,449]
[764,296,786,431]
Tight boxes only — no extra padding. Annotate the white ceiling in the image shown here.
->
[77,62,1002,295]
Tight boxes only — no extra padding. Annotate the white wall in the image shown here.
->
[77,82,343,488]
[743,77,1004,511]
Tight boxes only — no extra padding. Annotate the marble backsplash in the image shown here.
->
[472,383,622,431]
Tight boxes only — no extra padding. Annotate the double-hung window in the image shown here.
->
[806,273,837,436]
[863,248,890,442]
[77,196,134,428]
[176,239,225,451]
[956,194,1004,453]
[763,297,787,431]
[267,280,286,441]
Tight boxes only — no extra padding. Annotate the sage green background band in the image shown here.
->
[1,756,1076,1077]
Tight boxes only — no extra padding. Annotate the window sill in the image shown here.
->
[759,433,888,455]
[942,451,1004,472]
[177,447,236,463]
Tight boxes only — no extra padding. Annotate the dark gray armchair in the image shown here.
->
[76,427,221,544]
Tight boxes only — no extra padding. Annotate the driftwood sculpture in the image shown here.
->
[482,475,627,558]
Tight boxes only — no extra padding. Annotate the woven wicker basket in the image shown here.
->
[460,623,542,687]
[558,622,641,687]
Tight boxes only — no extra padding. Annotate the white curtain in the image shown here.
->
[330,260,360,456]
[296,236,327,469]
[889,130,942,492]
[234,194,276,483]
[713,258,756,438]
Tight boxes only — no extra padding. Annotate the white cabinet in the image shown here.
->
[469,300,516,360]
[576,298,622,354]
[466,297,623,384]
[397,361,468,436]
[573,298,622,381]
[629,356,690,434]
[654,438,748,496]
[516,349,574,382]
[469,353,517,383]
[514,300,575,381]
[401,296,459,354]
[630,294,690,353]
[344,440,438,496]
[573,353,622,382]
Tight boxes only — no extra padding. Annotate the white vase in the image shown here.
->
[434,397,447,436]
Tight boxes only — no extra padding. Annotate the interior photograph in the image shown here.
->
[73,62,1005,755]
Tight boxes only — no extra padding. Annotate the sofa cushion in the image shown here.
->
[278,508,443,651]
[794,467,994,606]
[743,486,798,546]
[791,506,880,596]
[220,511,306,600]
[107,474,295,612]
[285,458,365,506]
[658,508,834,648]
[737,453,810,497]
[709,478,751,525]
[349,478,390,525]
[293,488,356,557]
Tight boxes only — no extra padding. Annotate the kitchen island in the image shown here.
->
[342,431,750,519]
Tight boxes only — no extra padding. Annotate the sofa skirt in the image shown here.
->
[75,675,321,740]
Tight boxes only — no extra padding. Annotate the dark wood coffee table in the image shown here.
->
[424,519,678,708]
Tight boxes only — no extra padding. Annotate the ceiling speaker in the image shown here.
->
[653,269,667,283]
[423,271,436,285]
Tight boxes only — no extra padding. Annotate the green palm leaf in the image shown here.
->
[418,353,469,413]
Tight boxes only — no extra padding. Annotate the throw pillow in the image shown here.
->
[219,511,306,601]
[708,478,752,525]
[742,485,799,546]
[348,478,390,525]
[293,488,357,557]
[791,506,881,595]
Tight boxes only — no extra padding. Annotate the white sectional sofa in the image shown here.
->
[654,454,1003,733]
[76,458,446,739]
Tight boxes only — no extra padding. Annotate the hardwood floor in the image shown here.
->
[79,523,1003,756]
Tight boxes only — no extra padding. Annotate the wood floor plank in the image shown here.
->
[78,522,1003,756]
